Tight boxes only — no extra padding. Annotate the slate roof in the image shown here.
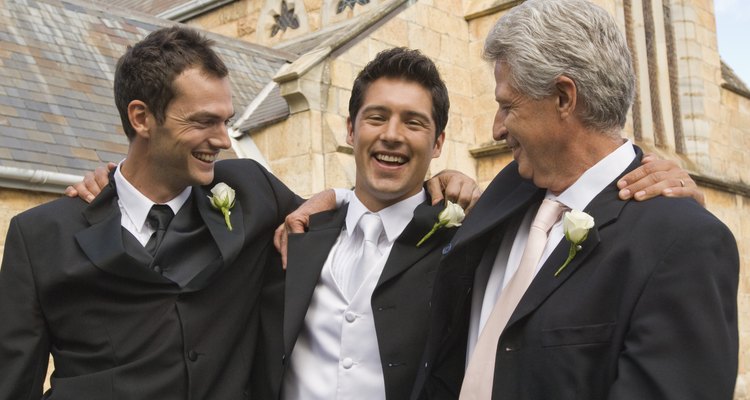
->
[91,0,234,21]
[721,60,750,98]
[274,22,356,56]
[0,0,296,185]
[91,0,190,17]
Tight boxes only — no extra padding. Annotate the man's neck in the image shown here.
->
[545,133,624,195]
[120,159,184,204]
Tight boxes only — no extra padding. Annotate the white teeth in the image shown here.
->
[375,154,406,164]
[193,153,217,162]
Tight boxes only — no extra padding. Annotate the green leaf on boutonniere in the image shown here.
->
[555,209,594,276]
[417,200,465,247]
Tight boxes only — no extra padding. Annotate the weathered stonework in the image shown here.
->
[2,0,746,396]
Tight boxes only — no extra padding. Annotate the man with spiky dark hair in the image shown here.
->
[254,47,457,400]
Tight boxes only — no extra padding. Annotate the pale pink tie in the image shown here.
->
[460,199,566,400]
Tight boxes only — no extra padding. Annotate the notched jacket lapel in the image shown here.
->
[377,200,447,287]
[195,185,245,268]
[507,151,643,329]
[450,180,543,254]
[75,182,166,284]
[283,206,348,355]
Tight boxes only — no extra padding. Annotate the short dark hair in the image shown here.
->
[114,26,229,140]
[348,48,449,138]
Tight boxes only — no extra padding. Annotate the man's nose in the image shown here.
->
[492,110,507,141]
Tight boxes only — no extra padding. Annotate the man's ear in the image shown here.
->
[128,100,152,139]
[432,132,446,158]
[346,117,355,146]
[555,75,577,119]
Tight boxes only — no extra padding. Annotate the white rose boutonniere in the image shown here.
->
[416,200,465,247]
[555,210,594,276]
[208,182,236,231]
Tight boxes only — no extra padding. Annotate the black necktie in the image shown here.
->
[145,204,174,257]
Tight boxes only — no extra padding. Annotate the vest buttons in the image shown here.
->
[342,357,354,369]
[344,311,356,322]
[187,350,198,361]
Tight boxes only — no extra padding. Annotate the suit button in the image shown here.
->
[344,311,356,322]
[342,357,354,369]
[188,350,198,361]
[153,265,162,274]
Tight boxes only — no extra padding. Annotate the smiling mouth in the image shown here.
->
[193,152,218,163]
[374,153,407,166]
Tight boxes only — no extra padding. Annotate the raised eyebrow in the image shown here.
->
[360,105,390,115]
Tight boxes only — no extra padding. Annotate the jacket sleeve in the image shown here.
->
[0,217,50,400]
[607,216,739,400]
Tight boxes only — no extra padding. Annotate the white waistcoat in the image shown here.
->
[282,241,389,400]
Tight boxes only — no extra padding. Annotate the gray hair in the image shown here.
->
[483,0,635,133]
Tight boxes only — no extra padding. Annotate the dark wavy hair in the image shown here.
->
[114,26,228,140]
[348,47,449,138]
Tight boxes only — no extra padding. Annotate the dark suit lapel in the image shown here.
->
[194,185,245,267]
[283,206,348,355]
[75,181,167,284]
[450,179,543,253]
[507,150,643,329]
[377,200,452,286]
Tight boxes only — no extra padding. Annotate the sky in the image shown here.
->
[714,0,750,85]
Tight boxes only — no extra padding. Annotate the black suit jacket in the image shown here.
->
[254,198,457,400]
[417,151,739,400]
[0,159,301,400]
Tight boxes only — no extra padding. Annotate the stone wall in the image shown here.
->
[1,0,746,396]
[0,188,58,262]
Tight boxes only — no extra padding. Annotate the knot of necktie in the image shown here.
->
[531,199,566,234]
[147,204,175,232]
[145,204,174,257]
[359,212,383,247]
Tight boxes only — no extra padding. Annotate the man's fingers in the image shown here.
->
[431,170,482,212]
[273,223,288,269]
[441,178,464,206]
[64,186,79,198]
[464,187,483,215]
[662,186,706,207]
[426,176,445,206]
[93,165,111,193]
[285,215,308,234]
[616,158,705,206]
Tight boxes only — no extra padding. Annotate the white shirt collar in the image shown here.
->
[549,140,636,210]
[345,189,427,243]
[114,161,192,233]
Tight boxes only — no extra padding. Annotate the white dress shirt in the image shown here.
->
[282,190,427,400]
[467,141,636,360]
[114,162,191,246]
